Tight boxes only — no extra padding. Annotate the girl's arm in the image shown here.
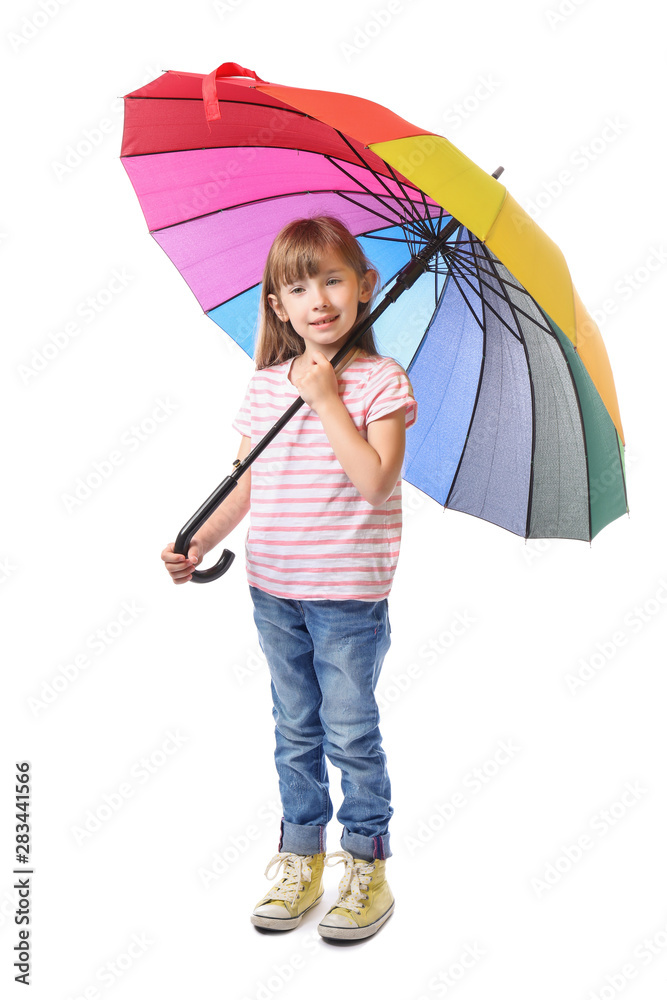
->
[191,435,252,555]
[162,435,252,583]
[316,397,406,507]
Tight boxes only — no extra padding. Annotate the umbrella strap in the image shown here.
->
[203,62,268,122]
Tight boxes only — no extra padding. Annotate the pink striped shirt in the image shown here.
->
[231,353,418,601]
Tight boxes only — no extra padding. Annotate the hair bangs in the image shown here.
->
[275,227,350,292]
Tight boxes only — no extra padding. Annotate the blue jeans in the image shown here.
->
[249,585,393,863]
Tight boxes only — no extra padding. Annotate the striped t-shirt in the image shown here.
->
[231,353,418,601]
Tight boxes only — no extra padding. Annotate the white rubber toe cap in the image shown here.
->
[320,911,357,928]
[253,903,288,919]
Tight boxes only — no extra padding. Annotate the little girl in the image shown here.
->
[162,215,417,941]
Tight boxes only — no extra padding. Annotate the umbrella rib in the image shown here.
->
[330,125,421,194]
[419,192,441,240]
[479,267,555,336]
[444,267,488,509]
[380,159,437,233]
[340,203,421,260]
[358,232,421,244]
[453,241,555,336]
[417,179,449,242]
[205,280,263,313]
[448,239,555,341]
[445,256,522,341]
[333,189,425,235]
[323,150,411,215]
[150,185,423,233]
[404,246,457,382]
[470,259,504,516]
[455,239,556,317]
[445,240,505,282]
[443,242,510,289]
[498,297,553,336]
[330,130,427,230]
[430,205,446,245]
[415,225,480,329]
[124,93,313,113]
[437,267,484,333]
[434,225,452,306]
[322,153,417,226]
[322,155,437,248]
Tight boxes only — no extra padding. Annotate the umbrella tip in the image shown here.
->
[492,166,504,179]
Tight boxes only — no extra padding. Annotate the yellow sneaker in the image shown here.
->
[251,852,325,930]
[317,850,395,940]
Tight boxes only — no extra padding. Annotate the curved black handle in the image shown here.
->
[174,533,235,583]
[174,475,239,584]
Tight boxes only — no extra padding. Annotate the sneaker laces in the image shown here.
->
[262,852,315,905]
[324,850,375,915]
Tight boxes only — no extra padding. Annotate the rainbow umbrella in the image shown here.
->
[120,61,627,580]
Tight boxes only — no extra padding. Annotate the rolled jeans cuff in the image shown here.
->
[341,826,391,862]
[278,817,326,856]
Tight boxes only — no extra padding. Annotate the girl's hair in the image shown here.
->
[253,215,382,370]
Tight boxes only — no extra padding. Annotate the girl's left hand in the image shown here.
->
[292,351,340,413]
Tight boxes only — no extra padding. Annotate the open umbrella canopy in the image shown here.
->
[121,62,627,543]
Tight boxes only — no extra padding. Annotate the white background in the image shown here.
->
[2,0,666,997]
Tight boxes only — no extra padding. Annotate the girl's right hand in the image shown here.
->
[161,539,204,584]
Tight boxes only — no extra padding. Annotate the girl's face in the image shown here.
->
[268,250,375,356]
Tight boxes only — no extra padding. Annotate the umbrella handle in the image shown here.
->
[203,62,268,122]
[173,474,239,583]
[173,527,235,584]
[177,543,235,584]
